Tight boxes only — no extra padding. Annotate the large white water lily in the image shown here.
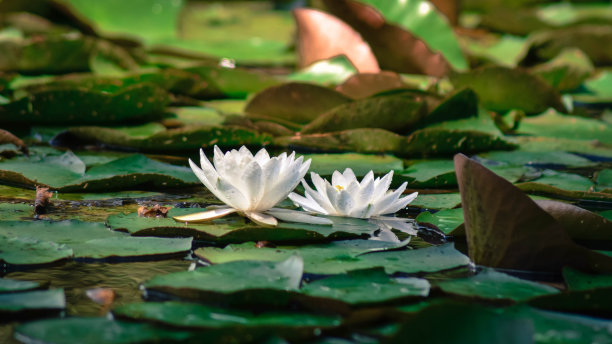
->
[288,169,418,236]
[173,146,332,227]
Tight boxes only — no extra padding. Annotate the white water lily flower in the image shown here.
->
[173,146,332,227]
[288,169,418,236]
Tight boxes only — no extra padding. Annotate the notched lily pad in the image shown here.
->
[107,208,374,244]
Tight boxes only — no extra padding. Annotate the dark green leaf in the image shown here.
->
[0,289,65,312]
[0,278,40,293]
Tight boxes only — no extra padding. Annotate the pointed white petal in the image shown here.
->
[266,208,333,225]
[245,211,278,227]
[334,189,354,216]
[360,171,374,187]
[254,148,270,164]
[331,170,345,188]
[217,177,249,210]
[189,159,233,205]
[213,145,224,169]
[348,203,373,218]
[301,179,336,214]
[240,160,264,209]
[172,207,236,223]
[288,192,327,214]
[342,168,357,183]
[198,150,218,181]
[238,146,253,158]
[381,191,418,215]
[299,158,311,178]
[372,182,407,216]
[371,171,393,201]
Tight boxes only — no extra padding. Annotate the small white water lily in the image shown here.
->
[288,169,418,236]
[174,146,332,226]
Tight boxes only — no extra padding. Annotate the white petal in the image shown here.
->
[301,179,336,214]
[372,182,407,216]
[371,171,393,201]
[331,170,345,188]
[288,192,327,214]
[199,149,218,181]
[217,177,250,210]
[373,216,418,235]
[360,171,374,187]
[245,211,278,227]
[334,189,354,216]
[266,208,333,225]
[239,146,253,158]
[324,181,342,215]
[371,228,401,243]
[299,158,311,178]
[254,148,270,164]
[189,159,233,206]
[342,168,357,183]
[381,191,418,215]
[241,160,264,209]
[257,163,302,210]
[348,203,373,218]
[172,207,236,223]
[213,145,225,169]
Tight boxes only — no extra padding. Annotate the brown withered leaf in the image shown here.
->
[138,204,169,218]
[323,0,450,77]
[454,153,612,273]
[430,0,459,26]
[35,186,53,215]
[293,8,380,73]
[335,71,405,99]
[0,128,29,156]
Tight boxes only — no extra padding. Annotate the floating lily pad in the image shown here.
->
[396,160,456,188]
[1,82,169,125]
[0,235,73,265]
[107,208,375,244]
[300,95,426,135]
[401,128,517,156]
[521,170,595,192]
[0,278,41,293]
[15,317,194,344]
[0,153,199,191]
[0,289,65,313]
[479,151,596,168]
[144,256,303,307]
[435,268,559,302]
[183,65,281,99]
[450,66,566,114]
[410,193,462,210]
[113,301,340,339]
[245,82,352,125]
[59,124,273,152]
[563,267,612,291]
[416,208,464,235]
[518,110,612,145]
[288,55,357,86]
[300,268,429,308]
[531,48,594,92]
[0,220,192,262]
[528,287,612,318]
[305,153,403,177]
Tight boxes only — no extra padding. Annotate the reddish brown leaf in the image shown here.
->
[293,8,380,73]
[0,128,29,156]
[35,186,53,215]
[535,200,612,242]
[137,204,169,218]
[335,71,405,99]
[430,0,459,26]
[454,153,612,273]
[322,0,451,77]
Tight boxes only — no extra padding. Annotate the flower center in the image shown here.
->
[335,185,344,191]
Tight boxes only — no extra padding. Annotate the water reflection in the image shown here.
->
[5,259,191,316]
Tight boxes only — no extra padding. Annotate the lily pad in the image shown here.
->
[531,48,594,92]
[15,317,194,344]
[300,95,427,135]
[518,110,612,145]
[300,268,430,305]
[410,193,462,210]
[479,151,596,168]
[1,82,169,125]
[416,208,464,235]
[107,208,375,244]
[396,160,456,188]
[305,153,403,177]
[450,66,566,114]
[563,267,612,291]
[113,301,340,337]
[0,278,41,293]
[244,82,352,125]
[435,268,559,302]
[0,235,73,265]
[288,55,357,86]
[144,256,303,307]
[0,153,199,191]
[0,288,65,313]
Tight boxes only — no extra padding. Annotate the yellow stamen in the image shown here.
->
[335,185,344,191]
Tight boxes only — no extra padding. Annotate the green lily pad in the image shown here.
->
[357,0,468,71]
[106,208,375,244]
[479,151,595,168]
[0,203,33,220]
[0,278,41,293]
[300,268,430,305]
[463,34,528,68]
[0,220,192,261]
[0,235,73,265]
[59,124,273,152]
[435,268,559,302]
[419,88,479,128]
[183,65,281,99]
[401,128,517,156]
[388,302,534,344]
[1,82,169,125]
[0,153,199,192]
[0,289,65,313]
[450,66,566,114]
[416,208,464,235]
[517,110,612,145]
[300,95,426,135]
[113,301,340,337]
[523,170,595,192]
[563,267,612,291]
[305,153,403,177]
[144,256,303,307]
[288,55,357,86]
[245,82,352,125]
[410,193,462,210]
[531,48,594,92]
[597,169,612,192]
[396,160,456,188]
[15,317,194,344]
[528,287,612,318]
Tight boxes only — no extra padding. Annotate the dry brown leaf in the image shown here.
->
[323,0,450,77]
[137,204,169,218]
[35,186,53,215]
[293,8,380,73]
[0,128,29,156]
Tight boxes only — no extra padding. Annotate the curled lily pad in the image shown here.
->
[107,208,375,244]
